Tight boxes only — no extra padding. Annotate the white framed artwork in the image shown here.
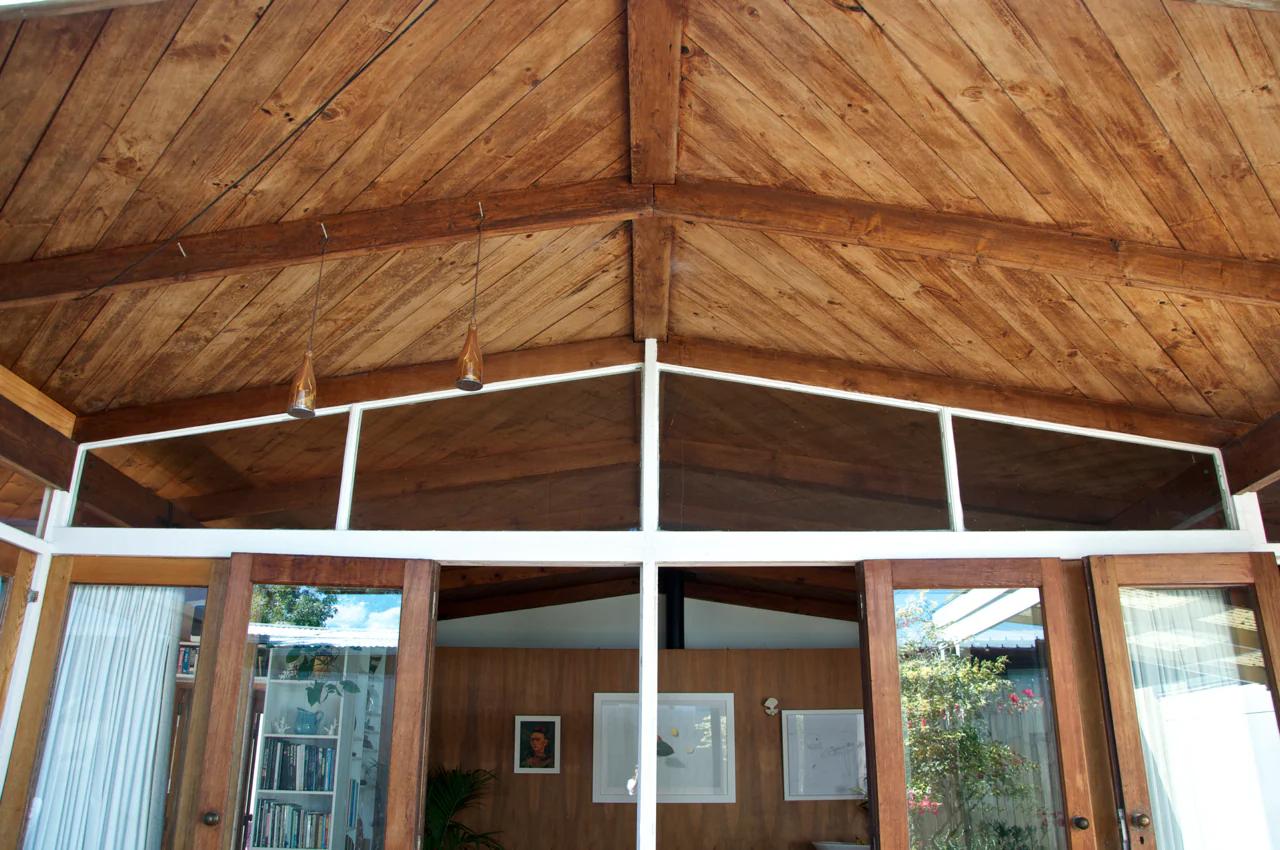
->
[513,715,561,774]
[592,692,735,804]
[781,709,867,801]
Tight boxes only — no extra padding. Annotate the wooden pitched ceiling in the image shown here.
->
[0,0,1279,455]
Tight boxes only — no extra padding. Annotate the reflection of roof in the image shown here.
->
[959,624,1042,651]
[248,622,398,647]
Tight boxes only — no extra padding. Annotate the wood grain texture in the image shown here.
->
[428,646,868,850]
[248,553,405,588]
[628,0,684,182]
[386,560,437,849]
[67,555,214,586]
[1249,552,1280,731]
[861,561,908,850]
[0,366,74,436]
[0,549,37,732]
[0,556,72,844]
[631,216,674,340]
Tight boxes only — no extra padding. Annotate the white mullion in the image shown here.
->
[940,409,965,532]
[0,548,53,789]
[1211,446,1239,530]
[61,444,88,529]
[641,339,660,532]
[636,556,659,850]
[334,408,363,530]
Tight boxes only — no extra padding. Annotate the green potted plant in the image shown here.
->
[423,767,505,850]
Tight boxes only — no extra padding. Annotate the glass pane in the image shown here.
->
[1118,587,1280,848]
[236,585,401,850]
[895,589,1067,850]
[657,566,864,847]
[661,374,949,530]
[430,566,638,848]
[953,418,1225,531]
[23,584,208,850]
[74,415,349,529]
[352,374,640,530]
[0,460,47,534]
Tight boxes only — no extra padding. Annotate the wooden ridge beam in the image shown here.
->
[662,336,1251,446]
[0,179,654,307]
[654,180,1280,306]
[74,337,642,442]
[1222,413,1280,493]
[627,0,683,339]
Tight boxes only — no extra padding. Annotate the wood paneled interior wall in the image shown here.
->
[428,647,868,850]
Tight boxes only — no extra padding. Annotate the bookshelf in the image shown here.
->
[247,645,392,850]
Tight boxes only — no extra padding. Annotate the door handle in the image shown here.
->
[201,811,221,827]
[1071,816,1090,830]
[1130,811,1152,829]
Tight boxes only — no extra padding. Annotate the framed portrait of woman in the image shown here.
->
[514,715,561,774]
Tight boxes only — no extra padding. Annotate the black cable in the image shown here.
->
[75,0,442,302]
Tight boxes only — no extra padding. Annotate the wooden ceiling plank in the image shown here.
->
[0,0,193,264]
[929,0,1180,247]
[93,0,346,251]
[73,337,642,442]
[1171,294,1280,417]
[628,0,683,183]
[1223,413,1280,492]
[1226,301,1280,391]
[437,575,639,620]
[661,336,1251,446]
[212,0,491,232]
[1003,0,1239,256]
[1054,275,1221,417]
[383,222,629,367]
[0,13,105,209]
[1166,0,1280,219]
[537,115,630,186]
[411,22,626,202]
[166,0,426,237]
[34,0,266,259]
[697,0,987,217]
[0,178,653,306]
[632,216,673,340]
[785,0,1053,225]
[354,0,623,212]
[283,0,568,222]
[654,179,1280,305]
[1171,0,1280,10]
[1084,0,1280,260]
[524,267,632,348]
[682,578,858,621]
[1115,286,1261,421]
[857,0,1111,231]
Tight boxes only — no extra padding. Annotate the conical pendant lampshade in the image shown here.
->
[287,349,317,418]
[456,321,483,391]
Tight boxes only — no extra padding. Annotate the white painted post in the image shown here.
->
[636,339,660,850]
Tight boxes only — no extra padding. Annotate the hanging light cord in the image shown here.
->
[471,201,484,326]
[307,225,329,354]
[75,0,442,302]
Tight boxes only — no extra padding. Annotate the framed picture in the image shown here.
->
[514,716,561,774]
[593,692,735,804]
[781,709,867,801]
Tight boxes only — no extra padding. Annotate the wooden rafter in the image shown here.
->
[655,180,1280,307]
[5,178,1280,308]
[627,0,683,340]
[0,179,653,307]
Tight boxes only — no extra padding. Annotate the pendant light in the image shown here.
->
[287,223,329,418]
[456,202,485,392]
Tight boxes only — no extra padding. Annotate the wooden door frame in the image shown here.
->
[863,558,1098,850]
[192,553,438,850]
[1088,551,1280,849]
[0,548,39,731]
[0,555,222,849]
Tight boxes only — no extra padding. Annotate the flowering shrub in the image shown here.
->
[897,601,1053,850]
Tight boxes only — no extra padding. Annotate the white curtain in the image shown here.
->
[1122,587,1280,850]
[23,584,184,850]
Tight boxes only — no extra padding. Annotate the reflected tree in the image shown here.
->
[898,603,1050,850]
[251,585,338,626]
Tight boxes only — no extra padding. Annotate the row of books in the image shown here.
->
[176,644,199,676]
[259,739,337,792]
[252,800,331,849]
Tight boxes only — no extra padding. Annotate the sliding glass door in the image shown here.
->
[1090,553,1280,850]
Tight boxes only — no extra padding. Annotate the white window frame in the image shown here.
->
[1,339,1271,850]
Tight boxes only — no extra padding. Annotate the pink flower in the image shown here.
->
[1009,693,1020,704]
[1023,688,1034,697]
